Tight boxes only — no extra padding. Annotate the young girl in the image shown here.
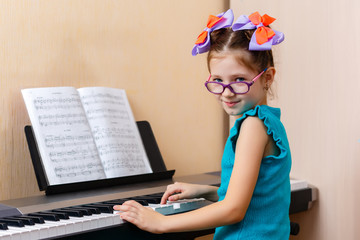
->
[114,9,291,239]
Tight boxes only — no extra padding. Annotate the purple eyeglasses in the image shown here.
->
[205,68,267,95]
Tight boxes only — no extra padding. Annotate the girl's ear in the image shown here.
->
[264,67,276,87]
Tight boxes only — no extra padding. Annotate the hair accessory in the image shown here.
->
[232,11,284,51]
[191,9,234,56]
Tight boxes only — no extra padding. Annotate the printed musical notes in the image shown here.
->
[22,87,152,185]
[78,87,152,178]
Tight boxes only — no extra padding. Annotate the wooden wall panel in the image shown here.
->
[0,0,228,200]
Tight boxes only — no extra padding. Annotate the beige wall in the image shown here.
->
[0,0,229,201]
[2,0,359,239]
[230,1,360,239]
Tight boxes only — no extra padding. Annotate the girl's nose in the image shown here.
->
[222,86,235,97]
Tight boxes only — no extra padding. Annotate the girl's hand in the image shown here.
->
[161,182,200,204]
[161,182,218,204]
[113,200,166,234]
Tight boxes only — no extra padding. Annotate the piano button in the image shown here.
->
[52,209,83,217]
[0,219,25,227]
[29,212,60,221]
[4,217,35,226]
[22,215,45,224]
[0,222,8,230]
[82,204,113,213]
[62,207,92,216]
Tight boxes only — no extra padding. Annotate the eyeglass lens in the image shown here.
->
[206,82,250,94]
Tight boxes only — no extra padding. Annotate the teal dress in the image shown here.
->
[214,105,291,240]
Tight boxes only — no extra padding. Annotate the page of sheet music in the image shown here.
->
[78,87,152,178]
[22,87,106,185]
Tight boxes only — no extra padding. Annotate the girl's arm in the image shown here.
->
[115,116,270,234]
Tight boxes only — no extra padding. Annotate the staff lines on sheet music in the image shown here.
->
[97,142,141,157]
[49,148,99,163]
[38,113,88,127]
[87,114,130,121]
[54,162,103,173]
[92,127,136,140]
[55,168,105,179]
[45,134,94,149]
[81,92,124,100]
[33,97,83,110]
[102,157,147,173]
[81,92,126,104]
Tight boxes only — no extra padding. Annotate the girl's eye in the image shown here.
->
[235,77,246,82]
[213,78,222,83]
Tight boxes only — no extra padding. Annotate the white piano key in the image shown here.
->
[88,213,110,228]
[112,213,123,225]
[62,217,84,233]
[41,220,68,238]
[37,221,59,239]
[0,231,12,240]
[67,216,91,232]
[6,226,32,240]
[23,224,50,239]
[78,215,104,229]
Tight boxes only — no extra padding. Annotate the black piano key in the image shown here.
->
[0,222,8,230]
[71,206,101,214]
[104,199,148,206]
[22,215,45,224]
[0,219,25,227]
[52,209,83,217]
[4,217,35,225]
[42,211,69,220]
[131,196,159,204]
[102,199,127,205]
[28,212,60,221]
[144,193,164,203]
[82,204,113,213]
[62,207,93,216]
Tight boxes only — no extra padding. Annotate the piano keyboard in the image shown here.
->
[0,193,209,240]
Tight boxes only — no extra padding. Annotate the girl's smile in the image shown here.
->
[224,100,240,107]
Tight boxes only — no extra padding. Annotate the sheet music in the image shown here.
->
[78,87,152,178]
[22,87,106,185]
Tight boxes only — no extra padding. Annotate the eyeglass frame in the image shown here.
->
[204,68,268,95]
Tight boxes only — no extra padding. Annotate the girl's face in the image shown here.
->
[208,51,272,118]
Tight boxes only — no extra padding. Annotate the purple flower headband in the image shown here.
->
[191,10,284,55]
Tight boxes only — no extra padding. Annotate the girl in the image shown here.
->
[114,9,291,239]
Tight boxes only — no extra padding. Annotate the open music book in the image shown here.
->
[22,87,152,186]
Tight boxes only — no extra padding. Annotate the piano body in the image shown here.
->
[0,172,317,240]
[0,122,317,239]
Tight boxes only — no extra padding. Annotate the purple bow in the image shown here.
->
[191,9,234,56]
[232,13,284,51]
